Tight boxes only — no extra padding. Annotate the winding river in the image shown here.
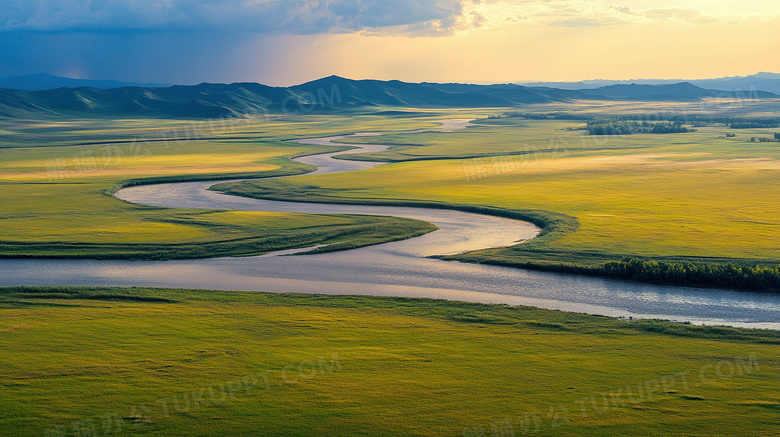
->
[2,119,780,329]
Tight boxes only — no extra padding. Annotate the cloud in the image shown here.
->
[641,8,719,24]
[545,4,733,27]
[0,0,467,35]
[549,17,626,27]
[458,1,779,29]
[6,1,774,37]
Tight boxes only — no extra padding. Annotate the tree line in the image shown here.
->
[492,112,780,129]
[601,258,780,290]
[586,119,695,135]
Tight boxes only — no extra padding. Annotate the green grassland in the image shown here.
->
[325,119,780,260]
[216,112,780,289]
[1,286,778,437]
[0,112,453,149]
[0,113,444,258]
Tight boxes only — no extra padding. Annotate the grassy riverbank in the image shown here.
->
[1,286,778,436]
[213,178,780,291]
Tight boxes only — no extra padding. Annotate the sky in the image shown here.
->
[1,0,779,86]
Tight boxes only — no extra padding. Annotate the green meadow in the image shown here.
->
[237,116,780,259]
[1,287,778,437]
[0,114,442,258]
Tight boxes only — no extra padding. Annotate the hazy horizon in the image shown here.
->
[5,71,780,89]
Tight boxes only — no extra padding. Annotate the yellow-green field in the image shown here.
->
[0,114,445,258]
[1,287,778,437]
[228,116,780,260]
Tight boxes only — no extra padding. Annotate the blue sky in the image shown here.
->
[2,1,779,85]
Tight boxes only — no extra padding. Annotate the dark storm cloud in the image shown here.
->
[0,1,470,85]
[0,31,256,83]
[1,0,466,34]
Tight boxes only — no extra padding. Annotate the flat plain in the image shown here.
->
[2,102,780,436]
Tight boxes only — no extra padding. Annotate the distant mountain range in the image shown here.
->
[521,72,780,94]
[0,75,777,119]
[0,73,170,91]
